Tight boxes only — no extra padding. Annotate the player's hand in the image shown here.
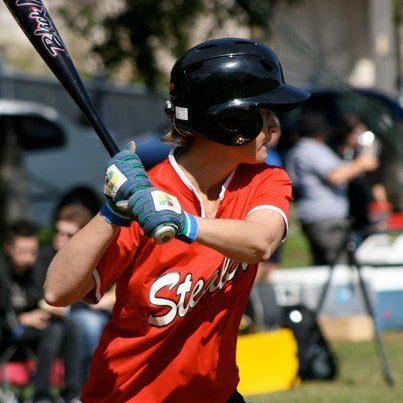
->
[101,141,152,226]
[355,154,379,172]
[38,299,69,317]
[18,309,51,330]
[128,188,198,244]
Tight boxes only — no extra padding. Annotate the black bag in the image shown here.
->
[242,283,282,334]
[281,304,338,380]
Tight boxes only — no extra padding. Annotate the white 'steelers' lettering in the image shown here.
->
[147,258,248,327]
[148,273,180,327]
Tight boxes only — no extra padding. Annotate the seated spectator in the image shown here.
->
[0,221,81,403]
[286,113,379,266]
[54,186,101,221]
[36,204,115,380]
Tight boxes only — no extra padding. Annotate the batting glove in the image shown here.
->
[128,188,198,244]
[101,143,151,227]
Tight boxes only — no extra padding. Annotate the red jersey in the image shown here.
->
[81,153,292,403]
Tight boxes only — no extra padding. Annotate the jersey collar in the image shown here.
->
[168,148,236,217]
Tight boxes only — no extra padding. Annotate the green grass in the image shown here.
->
[10,333,403,402]
[280,207,312,268]
[247,331,403,403]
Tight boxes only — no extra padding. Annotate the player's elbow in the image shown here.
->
[247,236,273,263]
[43,284,70,307]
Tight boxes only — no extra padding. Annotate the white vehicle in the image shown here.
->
[0,99,111,226]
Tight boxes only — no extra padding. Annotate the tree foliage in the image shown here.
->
[58,0,301,89]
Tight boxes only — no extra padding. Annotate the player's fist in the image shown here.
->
[101,143,152,226]
[128,188,198,244]
[355,154,379,172]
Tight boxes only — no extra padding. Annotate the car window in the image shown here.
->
[277,94,337,151]
[11,115,65,151]
[277,90,400,152]
[279,94,336,129]
[334,92,394,135]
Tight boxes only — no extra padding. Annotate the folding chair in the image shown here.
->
[0,310,37,402]
[0,302,66,401]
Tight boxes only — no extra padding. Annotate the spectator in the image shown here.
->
[286,113,378,266]
[54,187,101,221]
[333,114,392,234]
[36,203,115,380]
[0,221,81,403]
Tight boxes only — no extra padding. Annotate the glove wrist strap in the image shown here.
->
[177,212,198,244]
[100,201,132,227]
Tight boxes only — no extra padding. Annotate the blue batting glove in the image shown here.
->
[101,145,151,226]
[100,200,132,227]
[128,188,198,243]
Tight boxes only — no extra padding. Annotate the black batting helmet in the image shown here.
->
[165,38,310,146]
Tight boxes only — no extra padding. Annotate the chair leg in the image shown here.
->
[0,344,19,395]
[0,344,19,365]
[0,389,19,403]
[0,344,37,402]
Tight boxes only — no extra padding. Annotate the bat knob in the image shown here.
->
[153,225,176,245]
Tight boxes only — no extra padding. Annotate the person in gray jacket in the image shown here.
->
[286,113,378,266]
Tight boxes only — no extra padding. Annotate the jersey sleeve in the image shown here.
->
[83,225,142,303]
[246,167,293,236]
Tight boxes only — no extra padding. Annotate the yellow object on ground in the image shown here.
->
[236,328,299,396]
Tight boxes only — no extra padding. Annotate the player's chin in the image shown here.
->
[240,144,267,164]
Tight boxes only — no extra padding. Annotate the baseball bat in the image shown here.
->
[3,0,175,244]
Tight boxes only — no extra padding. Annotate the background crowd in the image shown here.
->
[0,189,114,402]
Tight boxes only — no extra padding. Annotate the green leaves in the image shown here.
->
[57,0,302,89]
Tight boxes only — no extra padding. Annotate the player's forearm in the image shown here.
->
[44,214,119,307]
[195,218,275,263]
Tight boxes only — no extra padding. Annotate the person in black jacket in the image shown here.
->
[35,203,115,381]
[0,221,82,403]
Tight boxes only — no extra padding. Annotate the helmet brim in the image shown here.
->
[257,84,310,111]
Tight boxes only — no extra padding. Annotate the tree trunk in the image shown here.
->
[0,121,29,237]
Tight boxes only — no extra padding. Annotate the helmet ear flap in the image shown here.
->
[205,105,263,145]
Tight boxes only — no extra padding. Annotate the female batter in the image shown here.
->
[45,38,309,403]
